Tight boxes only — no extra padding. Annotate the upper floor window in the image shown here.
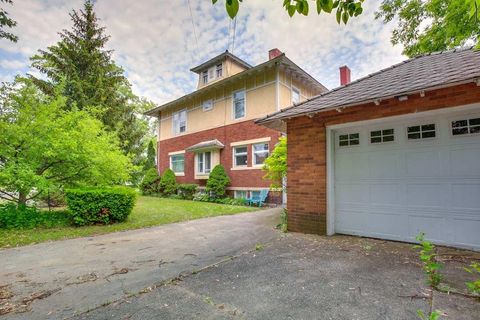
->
[292,87,300,104]
[233,90,246,119]
[216,64,223,78]
[452,117,480,136]
[197,151,211,174]
[208,67,215,81]
[203,99,213,112]
[253,143,269,166]
[233,146,248,167]
[173,110,187,135]
[202,71,208,84]
[170,154,185,174]
[407,123,436,140]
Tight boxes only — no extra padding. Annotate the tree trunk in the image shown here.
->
[18,192,27,206]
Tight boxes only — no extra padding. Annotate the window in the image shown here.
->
[339,133,359,147]
[370,129,395,144]
[202,99,213,112]
[202,71,208,84]
[292,87,300,104]
[173,110,187,135]
[452,117,480,136]
[233,146,248,167]
[234,190,248,199]
[197,151,211,174]
[170,154,184,173]
[216,64,223,78]
[233,90,246,119]
[208,67,215,81]
[253,143,269,166]
[407,123,436,140]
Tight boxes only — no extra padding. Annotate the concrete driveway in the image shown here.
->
[1,208,479,319]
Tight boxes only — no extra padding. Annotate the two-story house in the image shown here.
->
[145,49,327,203]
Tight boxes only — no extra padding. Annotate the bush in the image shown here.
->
[159,169,177,196]
[193,192,210,202]
[0,203,70,229]
[65,187,137,226]
[206,165,230,199]
[177,184,198,200]
[140,168,160,194]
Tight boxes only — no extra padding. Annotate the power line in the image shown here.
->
[231,16,237,53]
[187,0,199,51]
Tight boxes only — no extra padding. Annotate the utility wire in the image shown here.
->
[187,0,199,52]
[231,16,237,53]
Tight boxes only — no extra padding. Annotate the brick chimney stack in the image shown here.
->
[269,48,283,60]
[339,65,351,86]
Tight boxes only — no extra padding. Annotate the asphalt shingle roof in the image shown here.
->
[256,47,480,125]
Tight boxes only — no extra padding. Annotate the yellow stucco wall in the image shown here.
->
[278,69,319,110]
[196,57,249,89]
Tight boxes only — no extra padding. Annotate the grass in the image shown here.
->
[0,196,259,248]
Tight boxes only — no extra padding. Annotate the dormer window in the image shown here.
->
[208,67,215,81]
[202,71,208,84]
[216,64,223,78]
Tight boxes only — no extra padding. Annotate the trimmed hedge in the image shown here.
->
[65,187,137,226]
[140,168,160,194]
[159,169,177,196]
[206,165,230,199]
[177,184,198,200]
[0,203,70,229]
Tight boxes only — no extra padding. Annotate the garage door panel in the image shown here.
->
[334,111,480,250]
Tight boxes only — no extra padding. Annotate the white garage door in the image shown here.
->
[333,108,480,250]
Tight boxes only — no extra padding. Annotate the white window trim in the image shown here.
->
[202,71,208,84]
[405,122,437,141]
[232,89,246,120]
[202,99,213,112]
[449,115,480,137]
[233,145,248,168]
[231,137,271,147]
[252,142,269,167]
[234,190,248,199]
[172,109,187,136]
[291,86,301,104]
[369,128,395,145]
[169,153,185,176]
[197,151,212,175]
[216,63,223,78]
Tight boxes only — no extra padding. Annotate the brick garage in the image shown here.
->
[257,48,480,249]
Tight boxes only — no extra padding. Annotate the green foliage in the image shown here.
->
[144,140,156,171]
[376,0,480,57]
[65,187,137,226]
[414,233,443,288]
[140,168,160,195]
[213,0,364,23]
[464,263,480,296]
[177,184,198,200]
[159,169,177,196]
[263,136,287,189]
[0,0,18,42]
[277,209,288,233]
[0,203,70,229]
[206,165,231,199]
[255,243,264,251]
[417,310,442,320]
[0,80,132,205]
[215,197,247,206]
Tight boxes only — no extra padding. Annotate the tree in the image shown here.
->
[144,140,156,171]
[262,137,287,189]
[0,80,132,205]
[213,0,364,24]
[159,169,177,196]
[140,168,160,194]
[206,165,230,199]
[0,0,17,42]
[376,0,480,57]
[30,0,150,162]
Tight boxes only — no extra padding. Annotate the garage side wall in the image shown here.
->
[285,82,480,235]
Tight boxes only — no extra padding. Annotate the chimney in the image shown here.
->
[339,65,351,86]
[269,48,283,60]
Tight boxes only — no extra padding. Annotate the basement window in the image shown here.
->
[339,133,359,147]
[370,129,395,144]
[407,123,436,140]
[451,118,480,136]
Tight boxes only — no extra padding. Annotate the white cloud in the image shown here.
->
[0,0,405,104]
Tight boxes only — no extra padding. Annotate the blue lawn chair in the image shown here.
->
[247,189,269,207]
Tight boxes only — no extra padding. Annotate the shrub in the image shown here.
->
[206,165,230,199]
[0,203,70,229]
[140,168,160,194]
[159,169,177,196]
[215,197,248,206]
[65,187,137,226]
[193,192,210,202]
[277,209,288,233]
[177,184,198,200]
[464,263,480,296]
[414,233,443,288]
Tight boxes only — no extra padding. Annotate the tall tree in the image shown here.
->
[0,0,17,42]
[376,0,480,57]
[144,140,156,171]
[0,80,132,205]
[30,0,150,161]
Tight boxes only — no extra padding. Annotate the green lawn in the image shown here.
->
[0,196,259,248]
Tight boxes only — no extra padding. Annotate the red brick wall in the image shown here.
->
[158,119,282,191]
[286,83,480,234]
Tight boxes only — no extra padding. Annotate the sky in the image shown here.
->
[0,0,405,105]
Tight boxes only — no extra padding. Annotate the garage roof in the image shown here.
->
[256,47,480,127]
